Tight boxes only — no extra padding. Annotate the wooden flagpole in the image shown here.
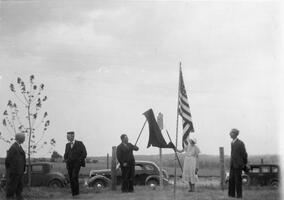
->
[166,130,183,172]
[173,62,181,200]
[135,119,147,146]
[157,112,164,190]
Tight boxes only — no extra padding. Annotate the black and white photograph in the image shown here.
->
[0,0,282,199]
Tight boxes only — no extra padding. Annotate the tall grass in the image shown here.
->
[0,185,280,200]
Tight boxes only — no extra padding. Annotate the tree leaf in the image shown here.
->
[17,77,21,84]
[10,84,15,92]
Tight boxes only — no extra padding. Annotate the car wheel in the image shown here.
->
[271,180,278,188]
[48,179,63,188]
[147,179,159,189]
[92,180,106,193]
[242,175,250,186]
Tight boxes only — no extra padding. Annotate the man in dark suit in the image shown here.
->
[116,134,139,193]
[228,128,248,198]
[5,133,26,200]
[64,131,87,197]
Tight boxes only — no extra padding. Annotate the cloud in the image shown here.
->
[0,1,281,156]
[1,1,280,74]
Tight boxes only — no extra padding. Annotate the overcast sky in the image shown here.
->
[0,1,283,158]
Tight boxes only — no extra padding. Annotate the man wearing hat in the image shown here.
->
[5,133,26,200]
[64,131,87,197]
[228,128,248,198]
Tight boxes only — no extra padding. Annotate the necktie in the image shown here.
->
[18,144,24,153]
[70,142,74,149]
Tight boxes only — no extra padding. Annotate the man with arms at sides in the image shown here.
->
[116,134,139,193]
[5,133,26,200]
[64,131,87,198]
[228,128,248,199]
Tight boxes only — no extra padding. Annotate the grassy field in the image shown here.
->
[0,184,280,200]
[0,154,281,200]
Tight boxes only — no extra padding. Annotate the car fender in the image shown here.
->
[145,175,169,185]
[47,178,65,187]
[269,178,279,186]
[47,172,67,186]
[88,175,111,186]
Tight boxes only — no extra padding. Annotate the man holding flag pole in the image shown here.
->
[116,134,139,193]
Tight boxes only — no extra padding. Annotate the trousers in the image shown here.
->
[6,173,24,200]
[67,162,81,196]
[228,168,243,198]
[121,165,134,192]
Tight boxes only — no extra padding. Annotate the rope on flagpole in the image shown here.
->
[134,119,147,146]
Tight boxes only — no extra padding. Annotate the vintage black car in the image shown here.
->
[0,162,67,188]
[226,164,280,188]
[87,160,169,191]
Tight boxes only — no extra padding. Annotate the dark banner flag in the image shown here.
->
[143,109,175,149]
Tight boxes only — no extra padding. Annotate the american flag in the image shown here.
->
[178,65,194,147]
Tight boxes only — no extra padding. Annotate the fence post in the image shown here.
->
[219,147,225,190]
[157,112,164,189]
[111,146,117,190]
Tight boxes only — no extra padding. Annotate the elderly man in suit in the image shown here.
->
[5,133,26,200]
[228,128,248,199]
[116,134,139,193]
[64,131,87,197]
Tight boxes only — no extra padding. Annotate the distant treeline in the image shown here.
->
[133,154,280,169]
[0,157,98,164]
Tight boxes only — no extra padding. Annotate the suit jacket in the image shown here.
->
[5,142,26,174]
[116,143,138,166]
[64,140,87,167]
[230,138,248,169]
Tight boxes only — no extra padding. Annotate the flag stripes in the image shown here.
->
[178,66,194,147]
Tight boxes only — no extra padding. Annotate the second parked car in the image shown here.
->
[87,160,169,191]
[226,164,280,188]
[1,162,68,188]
